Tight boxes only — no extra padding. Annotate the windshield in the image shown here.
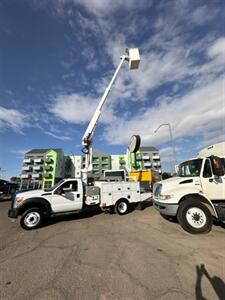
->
[177,159,202,177]
[44,179,65,192]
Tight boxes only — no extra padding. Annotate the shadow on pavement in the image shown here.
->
[42,200,153,228]
[195,264,225,300]
[42,206,103,228]
[213,220,225,230]
[160,213,179,223]
[141,200,153,210]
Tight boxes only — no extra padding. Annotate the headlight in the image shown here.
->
[16,197,24,204]
[159,194,174,200]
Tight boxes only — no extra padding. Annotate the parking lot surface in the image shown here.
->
[0,201,224,300]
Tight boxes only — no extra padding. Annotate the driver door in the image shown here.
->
[51,180,83,212]
[200,159,225,201]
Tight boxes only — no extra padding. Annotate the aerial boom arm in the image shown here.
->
[82,54,127,151]
[81,48,140,182]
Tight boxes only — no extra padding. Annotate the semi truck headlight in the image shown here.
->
[16,197,24,204]
[159,194,173,200]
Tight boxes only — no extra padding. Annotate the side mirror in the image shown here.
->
[210,156,224,177]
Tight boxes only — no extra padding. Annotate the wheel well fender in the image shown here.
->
[178,194,217,218]
[116,198,129,205]
[18,198,51,216]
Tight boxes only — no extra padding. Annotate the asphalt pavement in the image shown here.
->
[0,200,224,300]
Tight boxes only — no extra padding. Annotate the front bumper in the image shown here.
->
[153,200,179,216]
[8,208,19,219]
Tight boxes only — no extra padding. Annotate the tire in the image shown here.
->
[20,207,44,230]
[177,200,212,234]
[115,199,129,215]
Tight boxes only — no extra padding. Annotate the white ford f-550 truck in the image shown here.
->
[153,142,225,234]
[8,178,151,230]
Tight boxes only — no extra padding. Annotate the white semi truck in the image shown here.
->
[153,142,225,234]
[8,48,152,230]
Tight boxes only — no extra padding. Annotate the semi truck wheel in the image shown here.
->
[20,207,44,230]
[115,199,129,215]
[177,200,212,234]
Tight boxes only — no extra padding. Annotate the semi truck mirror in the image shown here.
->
[210,156,224,177]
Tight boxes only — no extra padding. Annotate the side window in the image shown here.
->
[62,181,78,192]
[55,181,78,194]
[203,159,212,178]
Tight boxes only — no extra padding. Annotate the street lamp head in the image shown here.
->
[125,48,140,70]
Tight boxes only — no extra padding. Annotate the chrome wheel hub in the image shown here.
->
[186,207,206,228]
[24,212,40,227]
[118,202,127,213]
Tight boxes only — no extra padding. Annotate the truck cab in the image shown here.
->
[153,154,225,234]
[8,178,84,230]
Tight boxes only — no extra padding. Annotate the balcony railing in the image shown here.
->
[153,155,160,160]
[43,165,52,171]
[142,155,150,160]
[23,158,33,164]
[32,173,42,179]
[33,165,43,171]
[21,174,31,179]
[22,166,32,171]
[45,158,53,164]
[34,158,44,164]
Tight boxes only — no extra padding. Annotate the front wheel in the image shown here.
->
[115,199,129,215]
[177,200,212,234]
[20,207,44,230]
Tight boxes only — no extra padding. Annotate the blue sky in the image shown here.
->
[0,0,224,179]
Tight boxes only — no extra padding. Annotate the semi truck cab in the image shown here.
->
[153,154,225,234]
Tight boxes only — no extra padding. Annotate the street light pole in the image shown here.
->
[154,123,177,173]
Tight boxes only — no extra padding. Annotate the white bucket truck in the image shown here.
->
[8,48,151,230]
[8,178,150,230]
[153,142,225,234]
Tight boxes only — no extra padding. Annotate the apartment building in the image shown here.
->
[69,146,161,179]
[21,148,64,189]
[128,146,161,174]
[69,150,111,179]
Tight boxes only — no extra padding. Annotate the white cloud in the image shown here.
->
[45,131,72,140]
[33,0,224,159]
[10,149,29,155]
[0,106,27,132]
[10,149,29,159]
[55,0,150,16]
[207,37,225,58]
[49,93,117,124]
[102,75,225,147]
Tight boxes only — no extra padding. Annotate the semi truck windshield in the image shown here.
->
[177,159,202,177]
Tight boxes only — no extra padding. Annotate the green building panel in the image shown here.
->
[42,150,57,189]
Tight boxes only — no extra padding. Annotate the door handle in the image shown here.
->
[209,179,214,182]
[77,194,80,198]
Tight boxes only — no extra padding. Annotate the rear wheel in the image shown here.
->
[177,200,212,234]
[115,199,129,215]
[20,207,44,230]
